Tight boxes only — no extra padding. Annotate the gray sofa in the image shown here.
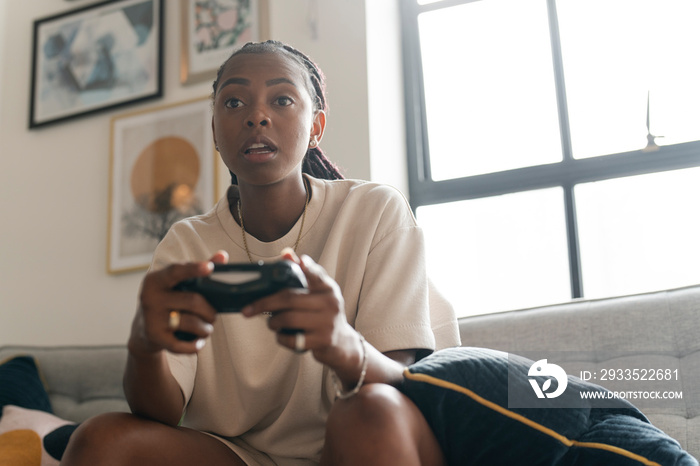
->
[459,284,699,460]
[1,285,698,460]
[0,345,129,423]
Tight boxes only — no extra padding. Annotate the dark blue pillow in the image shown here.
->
[402,347,697,466]
[0,355,53,417]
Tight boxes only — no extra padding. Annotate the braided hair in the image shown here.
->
[212,40,344,184]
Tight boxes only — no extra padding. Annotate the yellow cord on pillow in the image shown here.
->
[332,335,368,400]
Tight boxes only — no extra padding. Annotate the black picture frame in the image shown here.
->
[29,0,164,129]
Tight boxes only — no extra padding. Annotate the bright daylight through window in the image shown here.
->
[401,0,700,317]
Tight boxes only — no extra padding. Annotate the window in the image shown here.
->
[400,0,700,317]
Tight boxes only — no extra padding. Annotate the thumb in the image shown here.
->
[209,249,229,264]
[280,247,300,264]
[297,254,333,291]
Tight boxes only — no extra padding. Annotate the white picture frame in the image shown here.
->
[108,97,218,273]
[180,0,269,85]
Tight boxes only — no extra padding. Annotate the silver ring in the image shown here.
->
[294,332,306,353]
[168,310,181,330]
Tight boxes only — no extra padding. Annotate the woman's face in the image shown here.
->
[211,52,325,187]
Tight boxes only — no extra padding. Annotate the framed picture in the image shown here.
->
[29,0,164,129]
[180,0,269,85]
[108,97,219,274]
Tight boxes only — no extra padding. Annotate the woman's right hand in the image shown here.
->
[128,251,229,356]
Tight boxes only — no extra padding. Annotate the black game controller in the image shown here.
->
[172,261,308,341]
[174,260,308,313]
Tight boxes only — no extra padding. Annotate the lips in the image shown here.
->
[240,136,278,163]
[245,142,274,155]
[241,136,277,154]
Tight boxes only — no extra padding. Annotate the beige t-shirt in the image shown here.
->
[152,175,460,465]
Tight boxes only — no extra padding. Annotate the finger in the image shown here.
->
[242,287,320,317]
[140,282,217,329]
[298,255,334,292]
[155,261,215,289]
[280,247,300,263]
[276,330,307,354]
[163,291,217,324]
[171,312,214,342]
[169,336,208,354]
[209,250,229,264]
[132,307,209,355]
[266,304,318,333]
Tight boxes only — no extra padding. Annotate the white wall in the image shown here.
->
[366,0,408,194]
[0,0,400,346]
[0,2,5,127]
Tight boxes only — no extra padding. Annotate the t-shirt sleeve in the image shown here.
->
[352,186,460,354]
[429,279,461,350]
[149,220,207,271]
[355,225,436,353]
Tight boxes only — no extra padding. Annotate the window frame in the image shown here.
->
[400,0,700,300]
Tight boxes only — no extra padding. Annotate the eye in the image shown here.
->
[224,98,243,109]
[275,96,293,106]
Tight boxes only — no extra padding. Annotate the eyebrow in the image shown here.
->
[218,77,297,93]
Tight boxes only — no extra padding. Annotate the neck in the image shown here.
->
[234,176,309,243]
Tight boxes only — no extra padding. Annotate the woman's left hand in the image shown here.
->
[241,250,357,369]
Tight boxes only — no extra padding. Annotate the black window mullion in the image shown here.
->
[401,0,700,304]
[546,0,573,162]
[409,143,700,207]
[417,0,481,14]
[400,0,431,206]
[563,185,583,298]
[547,0,582,298]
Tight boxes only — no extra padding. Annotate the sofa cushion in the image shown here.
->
[402,347,698,466]
[0,346,130,423]
[0,356,52,416]
[0,405,78,466]
[457,285,700,460]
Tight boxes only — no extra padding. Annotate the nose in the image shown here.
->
[247,118,269,127]
[246,106,271,127]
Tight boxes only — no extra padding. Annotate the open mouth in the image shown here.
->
[244,142,275,155]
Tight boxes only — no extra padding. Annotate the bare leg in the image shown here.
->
[320,383,446,466]
[61,412,245,466]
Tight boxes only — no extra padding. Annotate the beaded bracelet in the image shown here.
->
[332,334,368,400]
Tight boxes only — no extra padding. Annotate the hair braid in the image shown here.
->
[212,41,345,184]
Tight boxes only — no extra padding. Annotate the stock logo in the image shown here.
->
[528,359,568,399]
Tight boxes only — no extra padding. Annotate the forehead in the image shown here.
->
[217,52,311,93]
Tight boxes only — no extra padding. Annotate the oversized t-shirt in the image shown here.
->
[151,175,460,465]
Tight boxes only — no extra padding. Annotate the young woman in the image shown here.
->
[61,41,459,466]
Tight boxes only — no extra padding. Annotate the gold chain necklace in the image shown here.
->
[237,178,310,263]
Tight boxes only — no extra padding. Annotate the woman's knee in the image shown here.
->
[62,412,160,464]
[63,412,245,466]
[68,412,133,448]
[323,384,445,466]
[327,383,411,431]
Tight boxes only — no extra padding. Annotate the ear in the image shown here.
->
[309,110,326,147]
